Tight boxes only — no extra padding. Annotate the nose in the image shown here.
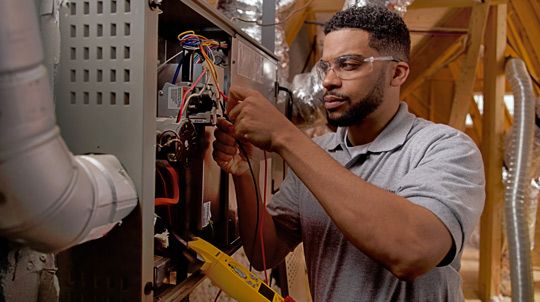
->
[322,67,342,89]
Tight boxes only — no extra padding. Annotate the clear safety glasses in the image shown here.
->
[316,55,400,80]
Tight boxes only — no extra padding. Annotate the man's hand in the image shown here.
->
[212,118,254,175]
[226,85,294,153]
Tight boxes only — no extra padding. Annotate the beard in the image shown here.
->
[325,70,386,127]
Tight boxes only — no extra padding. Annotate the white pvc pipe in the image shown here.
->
[0,0,137,253]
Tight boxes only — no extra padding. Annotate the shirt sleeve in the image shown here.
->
[266,167,303,250]
[395,129,485,265]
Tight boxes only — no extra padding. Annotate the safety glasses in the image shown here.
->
[316,55,399,80]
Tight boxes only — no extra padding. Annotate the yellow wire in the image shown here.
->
[177,30,194,41]
[199,45,221,101]
[177,31,209,43]
[200,45,219,83]
[177,30,227,101]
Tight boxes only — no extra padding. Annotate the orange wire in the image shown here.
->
[199,45,222,100]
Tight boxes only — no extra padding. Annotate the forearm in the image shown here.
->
[232,166,290,270]
[274,129,452,280]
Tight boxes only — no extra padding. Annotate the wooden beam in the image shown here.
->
[448,60,483,143]
[429,78,455,124]
[507,5,540,97]
[401,35,466,99]
[402,7,473,104]
[509,1,540,77]
[308,0,344,13]
[469,97,483,142]
[409,0,507,9]
[448,0,491,131]
[284,0,310,46]
[478,3,507,301]
[504,105,513,132]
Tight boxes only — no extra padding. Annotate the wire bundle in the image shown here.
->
[177,31,227,92]
[175,31,229,123]
[175,31,273,298]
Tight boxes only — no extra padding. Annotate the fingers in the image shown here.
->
[214,118,236,146]
[216,118,234,136]
[226,85,261,119]
[225,85,242,115]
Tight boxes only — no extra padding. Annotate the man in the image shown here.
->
[213,5,485,301]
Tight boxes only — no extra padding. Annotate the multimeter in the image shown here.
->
[188,237,285,302]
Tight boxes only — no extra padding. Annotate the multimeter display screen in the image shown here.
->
[258,282,275,301]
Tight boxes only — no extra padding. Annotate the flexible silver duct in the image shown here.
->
[217,0,298,119]
[0,0,138,253]
[504,57,535,301]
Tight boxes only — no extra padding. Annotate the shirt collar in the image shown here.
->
[327,102,415,153]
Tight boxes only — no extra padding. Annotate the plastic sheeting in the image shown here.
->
[342,0,415,16]
[217,0,294,119]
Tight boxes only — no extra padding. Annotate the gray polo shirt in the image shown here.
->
[267,102,485,301]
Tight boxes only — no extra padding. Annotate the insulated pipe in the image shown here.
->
[504,57,535,301]
[0,0,137,253]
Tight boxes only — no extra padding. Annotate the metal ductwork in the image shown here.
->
[342,0,414,16]
[0,0,138,253]
[504,57,535,302]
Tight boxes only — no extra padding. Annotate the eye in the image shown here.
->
[336,61,361,71]
[336,58,363,71]
[317,61,331,73]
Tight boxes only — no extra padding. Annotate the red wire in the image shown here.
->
[213,289,222,302]
[156,165,173,225]
[219,91,228,102]
[156,167,168,198]
[260,151,269,284]
[176,67,208,123]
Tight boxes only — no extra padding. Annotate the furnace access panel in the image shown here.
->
[54,1,278,301]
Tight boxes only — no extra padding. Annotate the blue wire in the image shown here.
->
[172,55,184,85]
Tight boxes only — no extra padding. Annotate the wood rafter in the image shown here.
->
[284,0,311,46]
[478,4,507,301]
[447,60,483,142]
[507,2,540,97]
[448,0,491,131]
[401,8,471,108]
[410,0,507,9]
[401,35,466,99]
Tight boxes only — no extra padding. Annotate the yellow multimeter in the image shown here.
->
[188,237,284,302]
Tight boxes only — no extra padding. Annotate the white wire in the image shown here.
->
[157,50,183,70]
[183,83,209,119]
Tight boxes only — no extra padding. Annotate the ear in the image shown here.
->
[390,62,410,87]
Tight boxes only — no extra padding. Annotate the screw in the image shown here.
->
[144,282,154,294]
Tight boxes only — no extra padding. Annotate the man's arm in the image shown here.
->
[226,85,454,281]
[212,119,292,270]
[274,130,452,281]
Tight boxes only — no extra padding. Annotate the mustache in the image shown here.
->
[324,91,349,100]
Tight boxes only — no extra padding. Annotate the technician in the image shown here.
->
[212,5,485,301]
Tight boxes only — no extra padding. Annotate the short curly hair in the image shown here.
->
[323,5,410,63]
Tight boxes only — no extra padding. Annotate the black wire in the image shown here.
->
[220,100,261,271]
[277,86,294,121]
